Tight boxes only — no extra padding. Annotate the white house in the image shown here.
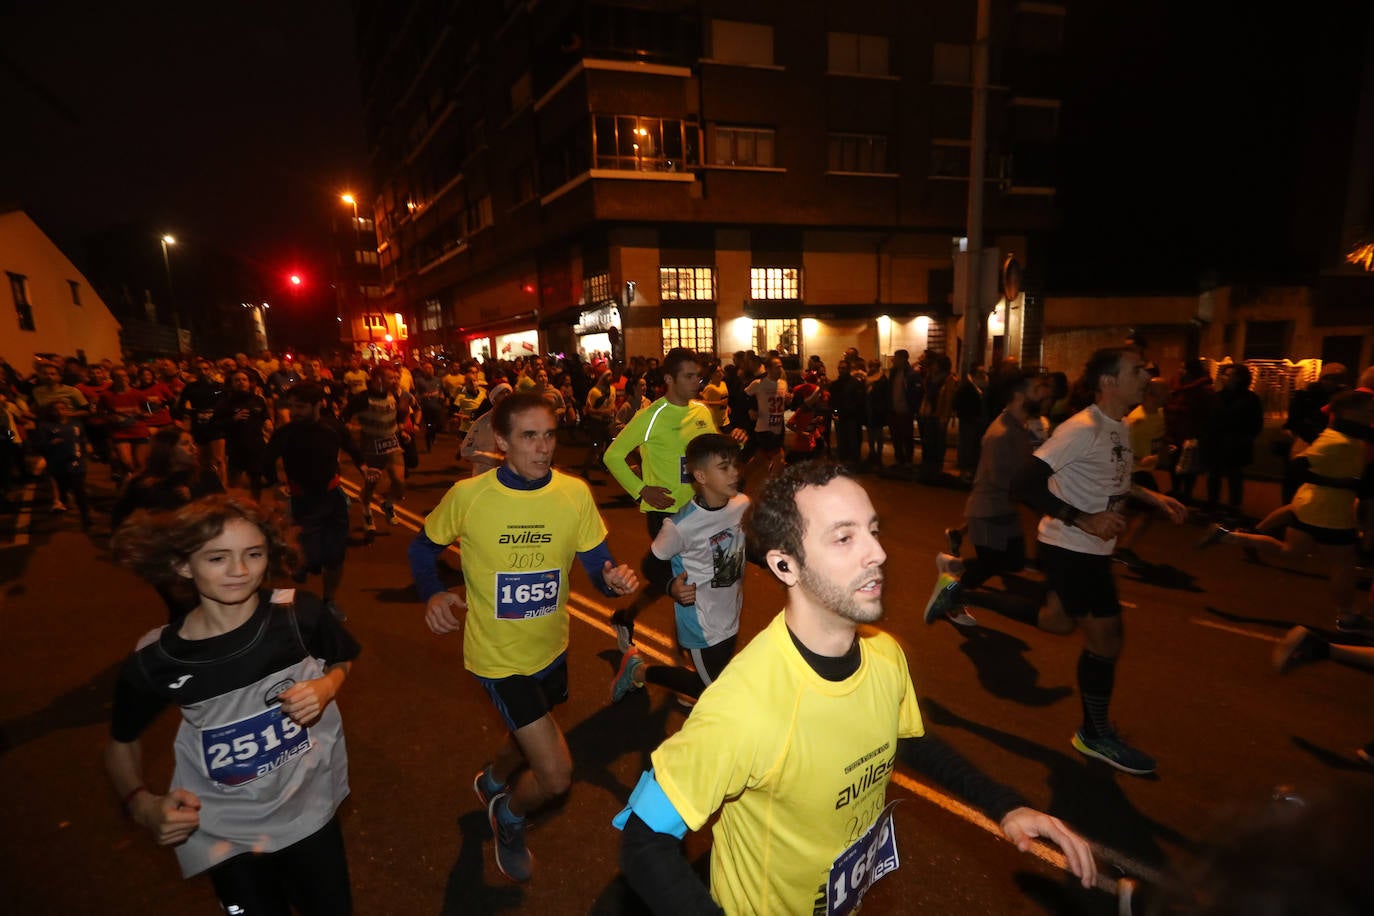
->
[1,207,122,370]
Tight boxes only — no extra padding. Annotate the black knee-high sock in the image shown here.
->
[1078,650,1116,738]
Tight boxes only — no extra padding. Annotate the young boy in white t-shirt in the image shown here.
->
[611,433,749,703]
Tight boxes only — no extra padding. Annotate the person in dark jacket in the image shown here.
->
[1202,363,1265,514]
[827,358,867,464]
[1280,362,1349,502]
[1163,359,1214,503]
[953,364,991,482]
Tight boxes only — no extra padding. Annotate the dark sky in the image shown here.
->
[2,2,1367,311]
[0,0,366,286]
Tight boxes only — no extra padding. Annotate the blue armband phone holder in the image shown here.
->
[611,769,689,839]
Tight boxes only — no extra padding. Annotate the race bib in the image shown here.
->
[495,569,562,620]
[826,801,901,916]
[371,434,399,454]
[200,706,312,787]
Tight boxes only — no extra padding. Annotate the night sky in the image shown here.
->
[2,2,1366,338]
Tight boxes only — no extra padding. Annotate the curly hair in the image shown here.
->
[746,459,853,564]
[113,495,296,590]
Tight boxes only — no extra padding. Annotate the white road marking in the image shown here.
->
[1189,617,1280,643]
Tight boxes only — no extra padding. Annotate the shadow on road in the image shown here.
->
[0,659,122,755]
[951,623,1074,708]
[1289,735,1374,773]
[1013,870,1117,915]
[917,697,1194,873]
[1120,562,1203,593]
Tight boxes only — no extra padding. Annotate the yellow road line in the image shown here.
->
[1189,617,1281,643]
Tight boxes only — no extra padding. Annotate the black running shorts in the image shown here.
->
[476,653,569,732]
[1036,541,1120,618]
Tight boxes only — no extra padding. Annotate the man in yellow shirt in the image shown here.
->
[615,461,1096,914]
[409,392,639,882]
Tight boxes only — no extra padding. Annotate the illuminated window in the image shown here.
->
[7,272,34,331]
[827,32,889,76]
[355,250,379,265]
[583,272,612,303]
[710,126,775,167]
[662,317,715,354]
[421,299,445,332]
[828,133,889,174]
[750,267,800,300]
[363,314,388,330]
[593,116,700,173]
[754,318,800,356]
[659,266,716,301]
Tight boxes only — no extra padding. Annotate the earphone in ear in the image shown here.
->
[777,561,789,572]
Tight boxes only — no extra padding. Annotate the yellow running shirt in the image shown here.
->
[422,470,607,678]
[652,612,925,915]
[603,397,718,513]
[1292,427,1364,529]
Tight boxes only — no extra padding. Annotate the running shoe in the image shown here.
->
[472,765,507,810]
[1357,743,1374,767]
[1194,523,1232,549]
[1336,613,1372,634]
[487,794,533,882]
[923,574,961,625]
[935,552,965,577]
[383,499,398,526]
[947,608,978,627]
[1272,625,1323,673]
[1071,729,1157,776]
[324,600,346,622]
[611,608,636,653]
[610,647,644,703]
[1112,547,1148,571]
[944,527,963,556]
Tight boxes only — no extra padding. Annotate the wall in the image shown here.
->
[0,211,122,368]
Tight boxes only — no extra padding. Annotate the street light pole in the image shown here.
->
[159,234,183,349]
[341,193,373,354]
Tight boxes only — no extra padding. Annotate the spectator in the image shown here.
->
[1201,363,1264,516]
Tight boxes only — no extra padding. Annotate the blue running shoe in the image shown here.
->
[487,794,533,882]
[610,647,644,703]
[1072,729,1156,776]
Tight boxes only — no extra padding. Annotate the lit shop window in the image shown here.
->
[659,266,716,301]
[750,267,800,300]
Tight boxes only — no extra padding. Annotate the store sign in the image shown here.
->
[575,304,621,335]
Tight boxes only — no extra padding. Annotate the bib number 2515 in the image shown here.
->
[495,569,561,620]
[827,801,901,916]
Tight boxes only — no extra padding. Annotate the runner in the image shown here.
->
[924,368,1050,627]
[610,433,748,705]
[99,367,153,481]
[996,347,1184,775]
[175,358,228,489]
[106,496,359,914]
[603,348,726,652]
[341,365,412,542]
[614,461,1095,914]
[742,355,788,479]
[218,369,273,501]
[408,391,639,882]
[265,383,376,622]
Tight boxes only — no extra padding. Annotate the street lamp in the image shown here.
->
[341,192,373,350]
[159,234,182,342]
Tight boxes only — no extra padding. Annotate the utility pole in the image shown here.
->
[959,0,992,375]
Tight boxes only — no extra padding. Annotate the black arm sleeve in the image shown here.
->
[619,814,724,916]
[897,734,1028,823]
[1018,457,1077,522]
[109,656,171,743]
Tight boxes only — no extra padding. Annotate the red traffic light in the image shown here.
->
[289,274,303,286]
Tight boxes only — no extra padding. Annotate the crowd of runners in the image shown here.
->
[3,339,1372,913]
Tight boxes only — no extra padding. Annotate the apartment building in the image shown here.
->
[356,0,1065,368]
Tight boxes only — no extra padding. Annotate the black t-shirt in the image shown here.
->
[264,417,362,504]
[217,391,271,453]
[176,380,228,435]
[110,589,361,743]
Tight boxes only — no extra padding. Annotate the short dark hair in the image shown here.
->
[286,383,324,406]
[1329,388,1373,418]
[747,460,853,564]
[492,391,555,437]
[1077,347,1132,395]
[685,433,739,471]
[663,347,699,378]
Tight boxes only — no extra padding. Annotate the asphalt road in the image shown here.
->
[2,432,1370,914]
